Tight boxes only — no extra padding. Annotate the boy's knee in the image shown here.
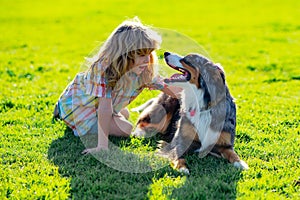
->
[120,108,130,120]
[111,115,133,137]
[119,122,133,136]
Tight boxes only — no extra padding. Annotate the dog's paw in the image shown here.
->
[130,98,156,112]
[130,108,141,113]
[132,127,146,137]
[233,160,249,170]
[157,140,169,149]
[179,167,190,175]
[208,151,222,158]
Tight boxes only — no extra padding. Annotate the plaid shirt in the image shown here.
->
[57,66,165,136]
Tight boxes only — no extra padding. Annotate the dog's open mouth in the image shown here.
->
[164,63,191,83]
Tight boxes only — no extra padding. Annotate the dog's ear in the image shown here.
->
[201,62,226,108]
[199,75,211,109]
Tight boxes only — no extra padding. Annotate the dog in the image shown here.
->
[132,93,180,143]
[133,52,248,174]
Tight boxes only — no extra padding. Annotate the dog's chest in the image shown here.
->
[181,89,212,135]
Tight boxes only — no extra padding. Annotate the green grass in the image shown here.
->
[1,0,299,199]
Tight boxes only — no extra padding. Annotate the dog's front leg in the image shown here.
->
[169,117,199,174]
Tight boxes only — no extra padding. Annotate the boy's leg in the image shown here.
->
[110,114,132,137]
[88,111,132,137]
[119,108,129,120]
[52,102,60,121]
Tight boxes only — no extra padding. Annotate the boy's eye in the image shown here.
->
[137,52,147,56]
[136,49,153,56]
[137,54,148,58]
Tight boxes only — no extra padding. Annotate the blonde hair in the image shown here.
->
[87,17,161,91]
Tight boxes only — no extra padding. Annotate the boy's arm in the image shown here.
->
[147,75,182,98]
[82,97,112,154]
[161,85,182,99]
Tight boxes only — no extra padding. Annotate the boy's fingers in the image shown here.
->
[81,149,91,155]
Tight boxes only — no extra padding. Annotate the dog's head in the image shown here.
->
[164,52,226,109]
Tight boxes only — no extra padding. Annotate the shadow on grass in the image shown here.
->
[47,127,156,199]
[166,155,244,199]
[48,127,243,199]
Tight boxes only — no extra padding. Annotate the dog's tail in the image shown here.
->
[130,98,157,112]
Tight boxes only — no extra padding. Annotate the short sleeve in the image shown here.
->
[146,75,166,90]
[84,62,112,98]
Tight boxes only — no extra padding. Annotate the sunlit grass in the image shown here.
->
[0,0,299,199]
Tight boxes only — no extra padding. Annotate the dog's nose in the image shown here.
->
[164,52,171,57]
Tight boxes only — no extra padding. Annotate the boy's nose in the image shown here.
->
[144,55,150,63]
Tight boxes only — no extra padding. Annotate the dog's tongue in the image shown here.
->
[171,73,185,80]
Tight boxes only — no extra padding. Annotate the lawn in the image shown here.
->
[0,0,299,199]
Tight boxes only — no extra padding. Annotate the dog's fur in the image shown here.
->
[133,52,248,174]
[132,93,180,143]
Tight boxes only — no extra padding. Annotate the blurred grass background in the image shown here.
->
[0,0,299,199]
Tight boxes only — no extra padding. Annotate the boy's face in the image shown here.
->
[131,54,150,75]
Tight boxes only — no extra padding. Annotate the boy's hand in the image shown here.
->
[81,146,109,155]
[166,85,182,98]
